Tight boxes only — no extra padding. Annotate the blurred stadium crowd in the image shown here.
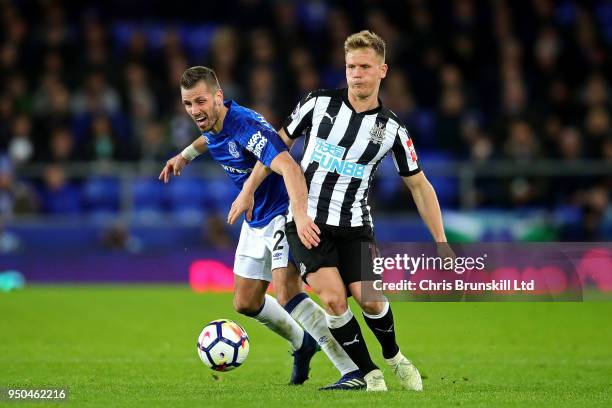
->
[1,0,612,241]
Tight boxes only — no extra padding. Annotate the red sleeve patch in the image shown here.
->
[406,139,417,162]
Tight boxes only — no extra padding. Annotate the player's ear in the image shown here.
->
[380,63,388,79]
[215,88,224,103]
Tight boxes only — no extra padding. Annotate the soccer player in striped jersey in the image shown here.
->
[159,66,361,387]
[234,31,450,391]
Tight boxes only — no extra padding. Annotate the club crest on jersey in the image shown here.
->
[228,141,240,158]
[368,121,386,145]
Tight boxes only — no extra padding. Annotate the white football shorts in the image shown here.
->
[233,214,290,282]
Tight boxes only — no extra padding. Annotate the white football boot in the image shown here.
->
[386,351,423,391]
[364,369,388,392]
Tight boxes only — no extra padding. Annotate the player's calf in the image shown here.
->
[232,295,265,315]
[234,277,305,354]
[233,275,268,315]
[271,265,303,307]
[284,292,360,380]
[362,301,400,359]
[306,268,379,378]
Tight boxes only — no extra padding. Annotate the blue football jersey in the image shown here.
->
[203,100,289,227]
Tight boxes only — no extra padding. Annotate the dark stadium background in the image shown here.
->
[2,4,612,406]
[2,0,612,283]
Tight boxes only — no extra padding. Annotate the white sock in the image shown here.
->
[289,297,358,376]
[252,294,304,350]
[325,308,354,328]
[362,300,390,319]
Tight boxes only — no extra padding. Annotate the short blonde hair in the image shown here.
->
[344,30,386,62]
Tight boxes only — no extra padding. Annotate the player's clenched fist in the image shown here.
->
[159,153,190,183]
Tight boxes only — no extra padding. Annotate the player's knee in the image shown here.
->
[360,300,385,315]
[232,297,262,315]
[320,291,347,315]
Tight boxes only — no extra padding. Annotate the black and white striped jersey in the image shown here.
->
[282,88,421,228]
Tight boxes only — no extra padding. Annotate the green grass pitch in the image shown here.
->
[1,285,611,407]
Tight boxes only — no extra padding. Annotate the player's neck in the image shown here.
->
[211,105,229,134]
[347,89,380,113]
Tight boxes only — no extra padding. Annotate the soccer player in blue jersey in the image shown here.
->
[159,66,361,386]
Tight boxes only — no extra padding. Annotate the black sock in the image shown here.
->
[328,316,378,375]
[363,304,400,359]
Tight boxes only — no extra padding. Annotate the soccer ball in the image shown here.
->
[197,319,250,371]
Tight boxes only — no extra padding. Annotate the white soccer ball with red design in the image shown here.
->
[197,319,250,371]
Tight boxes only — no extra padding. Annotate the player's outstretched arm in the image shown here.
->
[159,137,208,183]
[269,152,320,249]
[227,128,297,224]
[402,171,447,242]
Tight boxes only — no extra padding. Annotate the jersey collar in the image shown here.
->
[342,88,383,115]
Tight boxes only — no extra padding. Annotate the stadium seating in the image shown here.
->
[131,177,165,222]
[82,176,121,214]
[416,151,459,208]
[165,177,210,224]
